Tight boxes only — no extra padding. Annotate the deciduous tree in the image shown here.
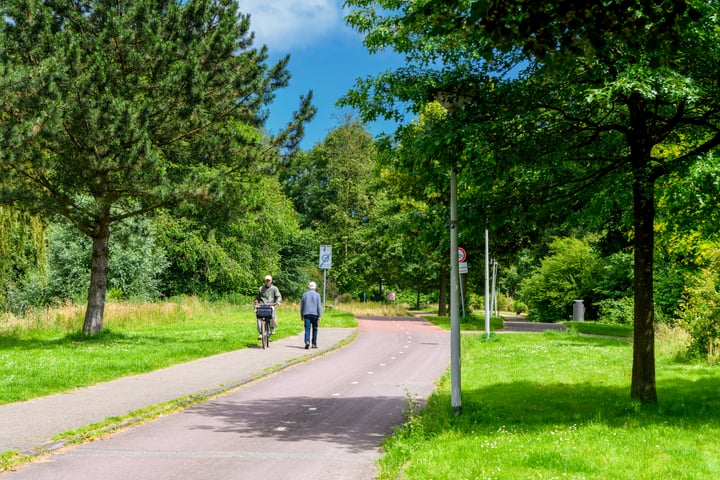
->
[281,117,377,294]
[0,206,46,310]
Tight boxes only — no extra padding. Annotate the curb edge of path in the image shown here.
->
[10,328,359,464]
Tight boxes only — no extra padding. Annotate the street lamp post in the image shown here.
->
[449,166,461,415]
[437,92,467,416]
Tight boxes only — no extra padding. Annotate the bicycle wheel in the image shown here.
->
[261,318,270,349]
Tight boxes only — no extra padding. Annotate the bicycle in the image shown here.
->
[255,304,275,349]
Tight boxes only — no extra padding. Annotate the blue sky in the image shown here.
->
[236,0,406,150]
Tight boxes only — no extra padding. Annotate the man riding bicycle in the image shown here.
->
[254,275,282,338]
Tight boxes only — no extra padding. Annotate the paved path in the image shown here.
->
[1,316,449,479]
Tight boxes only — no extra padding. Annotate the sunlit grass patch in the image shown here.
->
[422,312,504,331]
[377,331,720,480]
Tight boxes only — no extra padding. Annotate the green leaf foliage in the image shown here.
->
[0,206,46,310]
[153,174,305,298]
[51,219,166,302]
[281,117,379,294]
[518,237,599,322]
[1,0,291,225]
[677,246,720,360]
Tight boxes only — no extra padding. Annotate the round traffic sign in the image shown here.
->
[458,247,467,263]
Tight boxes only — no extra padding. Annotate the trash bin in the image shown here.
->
[573,300,585,321]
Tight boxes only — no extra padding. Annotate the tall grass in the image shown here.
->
[377,329,720,479]
[331,300,414,317]
[0,296,206,335]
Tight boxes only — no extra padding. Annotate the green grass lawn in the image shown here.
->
[376,330,720,479]
[0,297,357,404]
[3,300,718,479]
[426,313,505,331]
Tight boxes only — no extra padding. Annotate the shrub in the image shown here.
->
[518,237,599,322]
[46,220,168,302]
[511,300,527,314]
[336,293,355,304]
[596,297,634,324]
[496,292,516,312]
[677,248,720,360]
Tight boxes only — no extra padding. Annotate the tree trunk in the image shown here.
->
[82,221,110,336]
[438,263,448,316]
[630,164,658,404]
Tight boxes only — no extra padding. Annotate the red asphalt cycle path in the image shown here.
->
[3,316,449,480]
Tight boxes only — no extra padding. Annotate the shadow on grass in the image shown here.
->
[422,373,720,436]
[0,326,268,350]
[0,329,210,350]
[0,330,134,350]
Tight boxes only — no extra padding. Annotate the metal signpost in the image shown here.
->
[485,228,490,338]
[458,247,467,318]
[319,245,332,307]
[491,259,498,316]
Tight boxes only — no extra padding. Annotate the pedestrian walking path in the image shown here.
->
[0,328,356,458]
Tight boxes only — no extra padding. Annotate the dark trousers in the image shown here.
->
[303,315,319,345]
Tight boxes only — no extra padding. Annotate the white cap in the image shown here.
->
[264,275,272,281]
[308,282,317,289]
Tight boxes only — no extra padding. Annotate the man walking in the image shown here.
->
[300,281,322,349]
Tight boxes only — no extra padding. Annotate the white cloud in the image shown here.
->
[236,0,345,52]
